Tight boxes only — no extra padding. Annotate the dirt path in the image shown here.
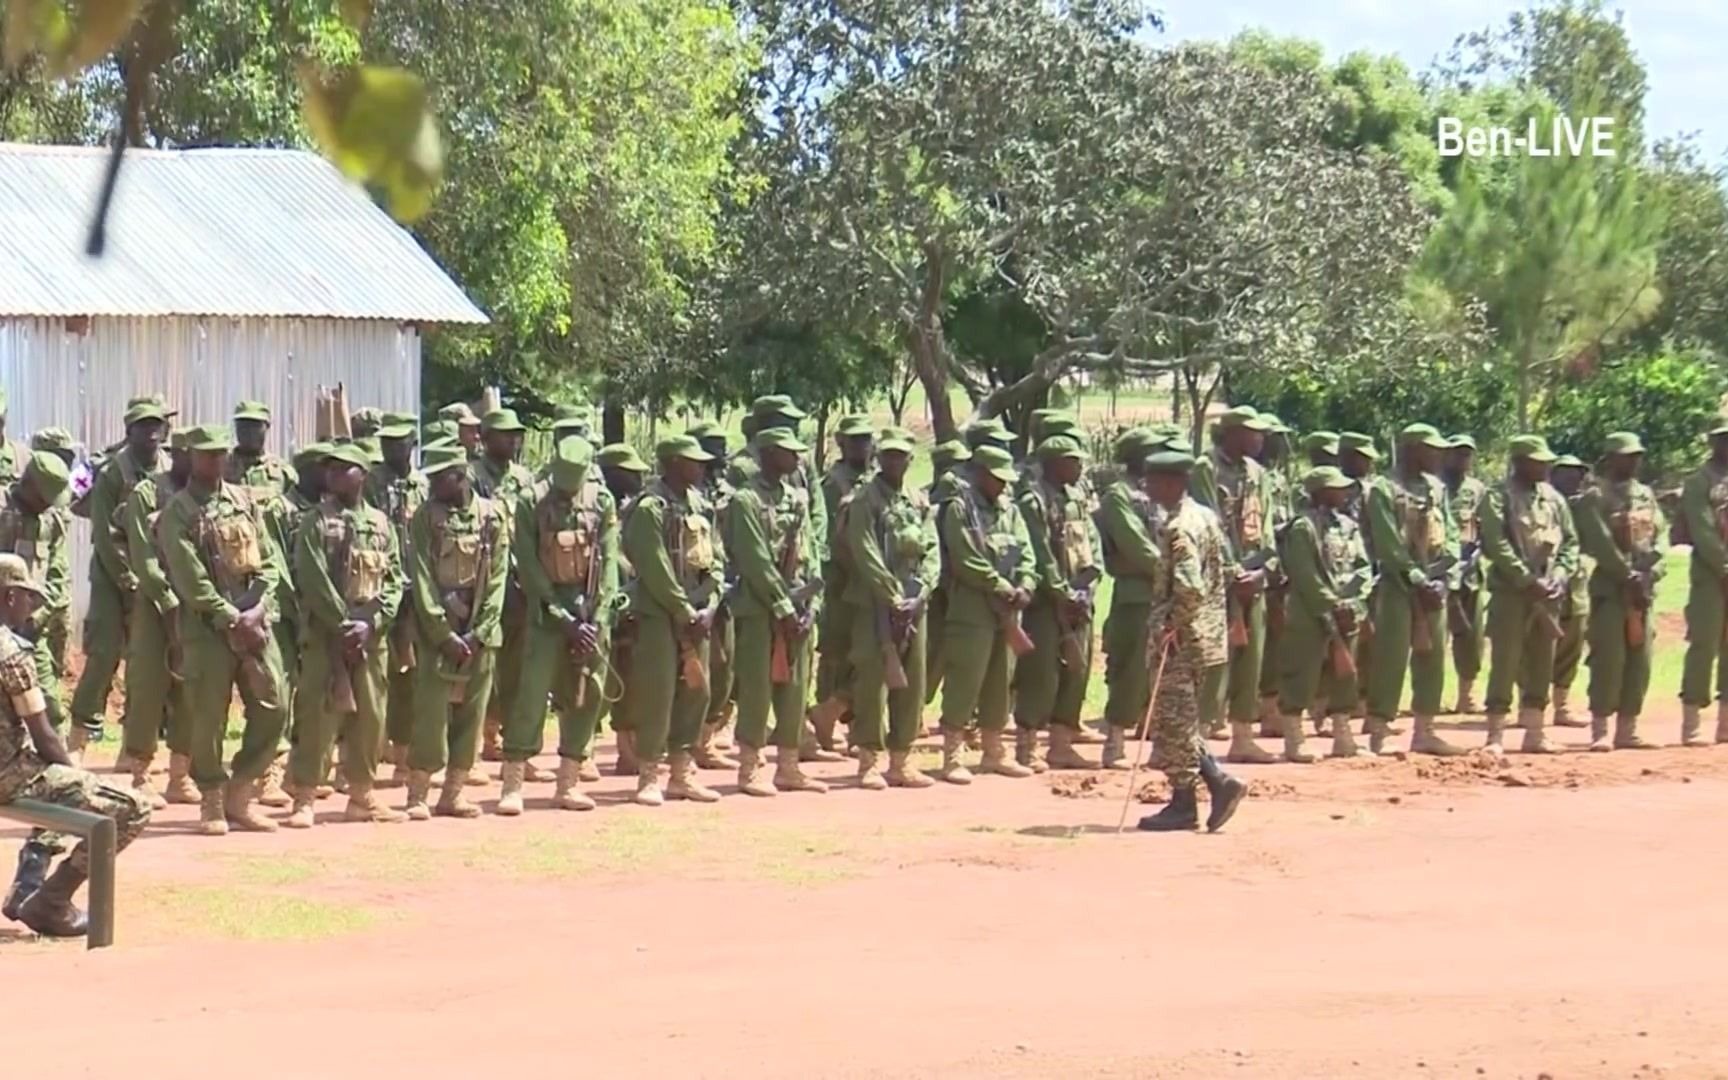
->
[9,710,1728,1079]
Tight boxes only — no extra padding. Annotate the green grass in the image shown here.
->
[129,884,376,942]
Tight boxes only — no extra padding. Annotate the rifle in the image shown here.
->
[1327,572,1370,680]
[960,493,1035,656]
[570,518,602,707]
[877,576,926,692]
[1447,540,1481,635]
[437,507,499,704]
[1059,565,1104,669]
[1227,549,1273,648]
[680,579,718,689]
[388,479,417,675]
[768,498,814,685]
[1410,553,1458,655]
[327,519,361,715]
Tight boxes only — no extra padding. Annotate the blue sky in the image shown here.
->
[1162,0,1726,159]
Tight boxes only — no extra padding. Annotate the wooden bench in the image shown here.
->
[0,799,116,949]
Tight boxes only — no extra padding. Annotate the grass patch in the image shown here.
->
[128,884,376,943]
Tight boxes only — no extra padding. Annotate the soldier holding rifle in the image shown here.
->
[1444,434,1488,714]
[365,411,427,785]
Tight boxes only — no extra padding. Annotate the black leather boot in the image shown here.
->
[1199,751,1248,833]
[2,844,50,922]
[1137,784,1199,832]
[17,860,89,938]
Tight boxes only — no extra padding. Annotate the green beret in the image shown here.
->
[750,394,806,421]
[971,445,1018,482]
[755,427,810,455]
[1601,431,1645,457]
[1301,465,1354,493]
[878,427,916,454]
[1035,434,1086,460]
[186,424,235,452]
[597,443,650,473]
[658,434,714,463]
[1399,422,1448,449]
[232,400,271,423]
[421,444,469,476]
[481,408,526,433]
[1507,434,1556,463]
[325,442,373,470]
[24,451,69,501]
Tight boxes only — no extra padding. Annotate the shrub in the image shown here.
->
[1541,346,1726,484]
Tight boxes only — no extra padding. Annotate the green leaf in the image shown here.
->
[4,0,137,75]
[302,63,444,224]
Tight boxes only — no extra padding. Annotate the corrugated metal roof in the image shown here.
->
[0,143,488,324]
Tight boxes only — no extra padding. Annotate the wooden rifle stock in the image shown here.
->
[770,630,792,685]
[1329,627,1357,680]
[878,604,909,691]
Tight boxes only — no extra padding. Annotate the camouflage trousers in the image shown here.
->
[14,764,151,872]
[1151,643,1203,787]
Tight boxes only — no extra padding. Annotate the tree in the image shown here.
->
[1633,140,1728,360]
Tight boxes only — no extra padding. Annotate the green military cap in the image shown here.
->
[0,553,45,597]
[1300,430,1340,456]
[755,427,809,454]
[439,402,481,428]
[930,440,971,469]
[1448,433,1478,451]
[750,394,807,421]
[1601,431,1645,457]
[293,441,335,469]
[422,418,458,445]
[324,442,373,469]
[962,418,1014,450]
[658,434,714,463]
[29,427,74,453]
[551,403,593,429]
[378,410,418,440]
[1708,419,1728,438]
[971,445,1018,482]
[1036,434,1087,460]
[24,451,69,501]
[168,430,194,453]
[350,407,383,438]
[551,435,595,491]
[1217,405,1271,432]
[686,419,723,440]
[1301,465,1355,493]
[123,395,174,426]
[1038,414,1084,439]
[877,426,916,454]
[1145,448,1197,473]
[1399,422,1449,449]
[481,408,526,433]
[1338,431,1380,461]
[357,436,384,465]
[597,442,650,473]
[1553,453,1586,469]
[233,400,271,423]
[1507,434,1556,463]
[421,443,468,476]
[1027,407,1062,435]
[835,413,874,438]
[186,424,234,452]
[1112,427,1157,464]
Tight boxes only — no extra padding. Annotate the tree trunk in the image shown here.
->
[1516,340,1533,429]
[603,401,625,446]
[908,241,957,442]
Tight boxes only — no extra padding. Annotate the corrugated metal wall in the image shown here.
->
[0,314,421,623]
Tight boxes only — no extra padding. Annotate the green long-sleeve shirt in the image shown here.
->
[1368,468,1458,593]
[88,447,158,592]
[844,476,939,608]
[1018,477,1103,603]
[123,471,183,617]
[1190,447,1279,574]
[0,487,70,637]
[1681,461,1728,578]
[622,478,723,625]
[512,479,619,629]
[160,481,283,636]
[1477,479,1578,593]
[1096,479,1162,603]
[294,497,404,641]
[1282,507,1373,624]
[1574,478,1666,599]
[726,472,820,622]
[407,493,508,648]
[937,485,1035,626]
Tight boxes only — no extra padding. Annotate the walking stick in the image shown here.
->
[1117,633,1175,834]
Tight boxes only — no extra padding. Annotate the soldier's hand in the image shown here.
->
[1012,587,1033,610]
[341,619,373,654]
[1544,577,1566,604]
[574,622,599,658]
[777,613,801,641]
[1332,604,1356,635]
[439,635,472,667]
[690,611,714,638]
[1231,571,1263,604]
[894,597,920,619]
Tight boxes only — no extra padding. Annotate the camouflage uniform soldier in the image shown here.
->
[1678,422,1728,745]
[1098,429,1168,767]
[1549,454,1593,728]
[365,411,427,783]
[1476,436,1578,755]
[1278,467,1375,759]
[1189,407,1280,764]
[1136,449,1248,834]
[923,440,972,708]
[1364,424,1462,756]
[284,444,407,827]
[499,437,617,814]
[0,554,151,937]
[70,396,171,756]
[812,414,874,746]
[119,431,195,807]
[935,445,1037,783]
[726,428,827,796]
[160,424,293,835]
[1013,434,1103,772]
[469,408,534,769]
[598,443,651,776]
[623,436,725,805]
[844,427,938,790]
[690,421,739,769]
[1573,432,1666,751]
[1443,434,1489,714]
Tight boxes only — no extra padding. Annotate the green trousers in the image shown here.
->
[289,636,387,791]
[1103,598,1152,730]
[734,614,811,750]
[1366,586,1447,719]
[185,628,290,792]
[816,580,855,709]
[705,611,735,725]
[70,577,128,734]
[1450,586,1486,684]
[938,613,1015,734]
[924,587,949,705]
[1258,594,1284,702]
[1202,597,1265,726]
[1553,608,1586,691]
[1681,561,1728,706]
[385,626,416,751]
[605,617,637,735]
[121,602,188,761]
[490,599,527,732]
[1586,598,1652,717]
[625,613,708,761]
[409,643,496,774]
[848,603,926,752]
[1483,591,1556,713]
[504,621,608,763]
[1014,598,1091,731]
[1277,614,1358,716]
[45,611,67,679]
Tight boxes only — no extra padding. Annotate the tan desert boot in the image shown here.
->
[1409,714,1464,757]
[1101,726,1132,771]
[1282,714,1316,764]
[1612,713,1658,751]
[736,745,776,797]
[496,761,526,816]
[1681,704,1710,747]
[1453,676,1478,715]
[1519,706,1558,754]
[694,721,739,769]
[773,749,829,794]
[614,729,640,776]
[378,743,408,788]
[668,751,723,802]
[552,758,596,811]
[1482,712,1508,756]
[1225,721,1277,765]
[980,730,1033,778]
[886,749,934,788]
[197,787,229,837]
[1588,714,1613,752]
[344,781,407,823]
[435,770,482,818]
[1329,713,1370,758]
[1013,729,1048,774]
[165,753,200,804]
[282,789,316,829]
[1045,725,1093,770]
[577,757,601,783]
[939,730,974,785]
[1256,693,1281,738]
[856,748,888,791]
[256,757,292,808]
[1551,686,1586,727]
[481,714,503,761]
[1368,718,1399,757]
[224,783,280,833]
[130,755,166,811]
[405,770,434,820]
[635,761,664,807]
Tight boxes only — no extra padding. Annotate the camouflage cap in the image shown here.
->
[1553,453,1586,469]
[324,442,373,470]
[186,424,235,452]
[0,553,45,597]
[877,426,916,454]
[29,427,75,453]
[1448,433,1478,451]
[1399,422,1449,449]
[1217,405,1271,432]
[658,434,714,463]
[421,444,469,476]
[1507,434,1556,463]
[1601,431,1645,457]
[750,394,807,421]
[597,443,650,473]
[123,395,175,426]
[930,440,971,469]
[481,408,526,433]
[1301,465,1355,493]
[233,400,271,423]
[378,411,418,440]
[755,427,809,455]
[1338,431,1380,462]
[439,402,481,428]
[24,450,69,502]
[962,418,1014,450]
[1035,434,1087,460]
[551,435,595,491]
[350,407,383,438]
[1300,430,1341,456]
[971,445,1018,483]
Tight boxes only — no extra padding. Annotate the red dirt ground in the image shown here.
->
[8,705,1728,1079]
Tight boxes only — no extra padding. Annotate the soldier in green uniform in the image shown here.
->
[469,408,534,769]
[1136,449,1249,834]
[161,424,292,835]
[69,396,171,759]
[598,442,651,776]
[499,436,617,814]
[689,420,739,769]
[284,444,407,826]
[1443,434,1488,714]
[935,445,1036,783]
[1678,422,1728,745]
[1365,423,1462,756]
[1549,454,1593,729]
[844,427,938,790]
[365,411,426,784]
[962,418,1015,456]
[0,454,72,726]
[725,428,828,796]
[439,402,483,460]
[924,439,972,710]
[1338,431,1384,726]
[404,444,509,818]
[119,430,195,808]
[0,554,152,938]
[1013,434,1102,772]
[1098,428,1167,767]
[623,435,725,805]
[1253,416,1295,735]
[812,414,874,745]
[1189,407,1280,764]
[1476,436,1578,755]
[25,430,74,680]
[1573,432,1666,752]
[1278,466,1374,758]
[226,401,296,496]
